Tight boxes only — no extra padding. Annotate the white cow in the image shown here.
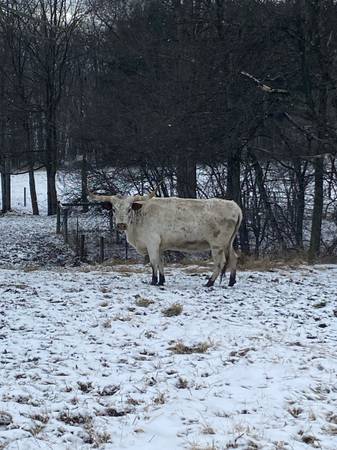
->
[89,192,242,287]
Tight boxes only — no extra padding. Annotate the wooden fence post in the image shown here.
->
[80,234,85,261]
[75,218,79,255]
[109,209,114,233]
[56,202,61,234]
[63,208,69,244]
[23,187,27,207]
[99,236,104,263]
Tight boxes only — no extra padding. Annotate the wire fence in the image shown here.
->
[56,202,140,263]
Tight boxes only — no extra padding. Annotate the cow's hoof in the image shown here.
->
[228,279,236,287]
[158,274,165,286]
[205,279,214,288]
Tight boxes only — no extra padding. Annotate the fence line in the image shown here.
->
[57,202,130,263]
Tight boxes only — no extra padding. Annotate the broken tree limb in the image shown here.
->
[240,71,289,95]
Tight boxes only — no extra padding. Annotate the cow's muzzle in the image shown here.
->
[116,223,127,231]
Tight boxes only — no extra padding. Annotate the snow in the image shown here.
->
[1,173,337,449]
[1,249,337,448]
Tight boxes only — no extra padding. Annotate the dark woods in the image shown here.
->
[1,0,337,259]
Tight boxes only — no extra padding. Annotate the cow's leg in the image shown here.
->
[147,242,161,286]
[205,247,226,288]
[158,252,165,286]
[227,246,238,287]
[151,265,158,285]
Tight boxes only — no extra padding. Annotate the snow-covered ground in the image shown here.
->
[1,172,337,449]
[0,227,337,449]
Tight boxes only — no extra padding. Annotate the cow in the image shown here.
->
[89,192,242,287]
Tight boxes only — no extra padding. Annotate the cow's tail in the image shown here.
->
[220,209,242,284]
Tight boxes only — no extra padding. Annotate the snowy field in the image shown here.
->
[1,172,337,449]
[1,262,337,450]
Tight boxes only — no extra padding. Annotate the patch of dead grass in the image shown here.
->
[287,406,303,418]
[162,303,183,317]
[176,377,189,389]
[30,413,49,424]
[238,254,307,272]
[168,340,212,354]
[58,410,89,425]
[29,423,45,436]
[0,411,12,426]
[298,430,320,447]
[188,444,218,450]
[135,296,154,307]
[153,392,166,405]
[201,425,216,435]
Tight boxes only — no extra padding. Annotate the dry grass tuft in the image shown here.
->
[58,410,89,425]
[97,385,119,396]
[188,444,218,450]
[168,340,212,354]
[201,425,216,435]
[298,430,320,447]
[83,420,111,447]
[23,265,39,272]
[99,301,109,307]
[312,301,327,308]
[135,296,155,307]
[102,319,112,328]
[112,314,132,322]
[324,425,337,435]
[288,406,303,418]
[112,264,145,274]
[77,381,93,393]
[0,411,12,426]
[127,397,143,406]
[176,377,189,389]
[153,392,166,404]
[30,413,49,424]
[100,407,130,417]
[162,303,183,317]
[29,423,45,436]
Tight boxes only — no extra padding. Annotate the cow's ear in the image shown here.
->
[131,202,143,211]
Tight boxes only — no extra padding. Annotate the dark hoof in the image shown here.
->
[205,278,214,288]
[228,272,236,287]
[158,274,165,286]
[228,278,236,287]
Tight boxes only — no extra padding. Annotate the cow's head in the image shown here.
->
[88,191,155,231]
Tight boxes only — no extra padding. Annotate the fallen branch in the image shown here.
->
[241,71,289,95]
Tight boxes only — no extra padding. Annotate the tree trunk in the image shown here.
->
[176,154,197,198]
[308,157,324,261]
[226,152,241,203]
[29,169,39,215]
[46,165,58,215]
[294,159,307,249]
[81,153,88,212]
[45,106,58,215]
[1,159,11,213]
